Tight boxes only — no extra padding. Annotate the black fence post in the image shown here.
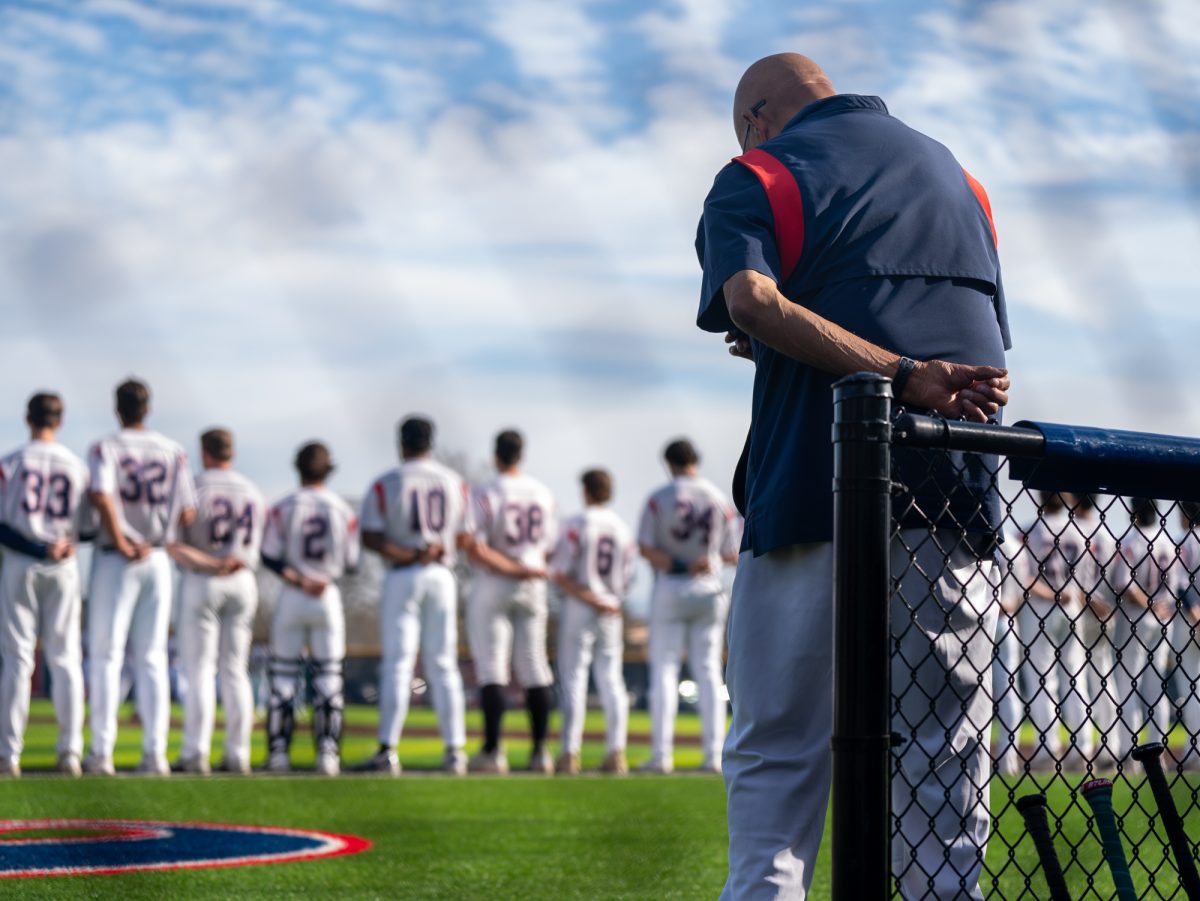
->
[831,372,893,899]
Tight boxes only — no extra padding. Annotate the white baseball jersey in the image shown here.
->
[178,469,267,569]
[551,507,637,607]
[0,440,91,547]
[1173,529,1200,611]
[473,473,558,569]
[88,429,196,548]
[262,487,360,581]
[1022,508,1092,605]
[638,475,740,582]
[1116,524,1175,606]
[361,458,474,568]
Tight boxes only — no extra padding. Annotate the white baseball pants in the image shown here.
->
[270,583,345,701]
[647,576,728,768]
[1018,598,1092,757]
[467,573,553,688]
[177,568,258,768]
[720,533,997,901]
[0,554,84,759]
[1172,619,1200,763]
[88,549,173,759]
[1108,607,1173,758]
[991,608,1022,765]
[556,597,627,755]
[377,563,466,751]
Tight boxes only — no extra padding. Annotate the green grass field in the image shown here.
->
[3,700,1200,898]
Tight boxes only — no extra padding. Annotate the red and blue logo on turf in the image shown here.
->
[0,820,370,878]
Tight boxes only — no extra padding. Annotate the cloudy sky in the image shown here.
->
[1,0,1198,543]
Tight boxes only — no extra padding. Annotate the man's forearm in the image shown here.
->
[725,270,900,378]
[89,492,125,546]
[723,269,1008,420]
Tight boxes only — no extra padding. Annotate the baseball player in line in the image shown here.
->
[86,379,196,776]
[260,442,359,776]
[0,393,92,777]
[467,430,558,774]
[550,469,636,776]
[167,429,265,775]
[637,439,739,774]
[355,416,472,776]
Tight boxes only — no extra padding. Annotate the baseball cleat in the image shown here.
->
[264,751,292,773]
[634,758,674,775]
[56,752,82,778]
[527,747,553,775]
[353,749,401,776]
[135,755,171,776]
[315,752,340,776]
[555,752,582,776]
[442,749,467,776]
[468,749,510,774]
[0,756,21,778]
[599,750,629,775]
[83,754,115,776]
[214,757,251,775]
[172,755,211,775]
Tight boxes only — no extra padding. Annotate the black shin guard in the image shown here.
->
[267,695,295,757]
[267,657,302,757]
[526,685,553,753]
[480,684,506,754]
[311,658,345,756]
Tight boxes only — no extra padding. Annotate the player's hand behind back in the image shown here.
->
[47,538,75,562]
[300,575,329,598]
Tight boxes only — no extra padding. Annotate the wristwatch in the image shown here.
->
[891,356,917,402]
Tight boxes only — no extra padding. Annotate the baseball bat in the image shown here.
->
[1131,742,1200,900]
[1015,793,1072,901]
[1081,778,1138,901]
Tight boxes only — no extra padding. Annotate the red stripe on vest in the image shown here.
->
[732,148,805,282]
[374,481,386,515]
[961,169,997,247]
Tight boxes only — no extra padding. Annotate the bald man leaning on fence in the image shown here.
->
[695,54,1013,899]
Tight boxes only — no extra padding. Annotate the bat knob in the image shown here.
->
[1131,742,1165,762]
[1015,793,1048,813]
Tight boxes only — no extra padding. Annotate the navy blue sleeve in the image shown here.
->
[260,554,286,577]
[696,162,780,334]
[994,267,1013,351]
[0,524,49,560]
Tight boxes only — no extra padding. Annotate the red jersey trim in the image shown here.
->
[732,148,805,282]
[961,168,997,247]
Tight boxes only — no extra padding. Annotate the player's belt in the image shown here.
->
[99,542,165,554]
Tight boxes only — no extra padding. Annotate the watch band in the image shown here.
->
[890,356,917,402]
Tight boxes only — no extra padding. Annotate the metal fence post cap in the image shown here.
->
[833,371,893,398]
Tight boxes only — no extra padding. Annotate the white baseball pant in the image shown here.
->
[1077,605,1118,759]
[88,549,173,760]
[557,597,627,755]
[177,568,258,768]
[270,583,345,705]
[1173,618,1200,764]
[1018,598,1092,757]
[720,533,997,901]
[647,576,728,768]
[1109,607,1173,758]
[467,573,553,688]
[377,563,466,751]
[991,608,1022,767]
[0,554,84,760]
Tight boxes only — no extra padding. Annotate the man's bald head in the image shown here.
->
[734,54,836,149]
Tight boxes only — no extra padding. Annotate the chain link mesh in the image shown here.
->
[888,414,1200,899]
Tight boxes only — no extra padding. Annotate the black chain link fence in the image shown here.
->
[831,373,1200,900]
